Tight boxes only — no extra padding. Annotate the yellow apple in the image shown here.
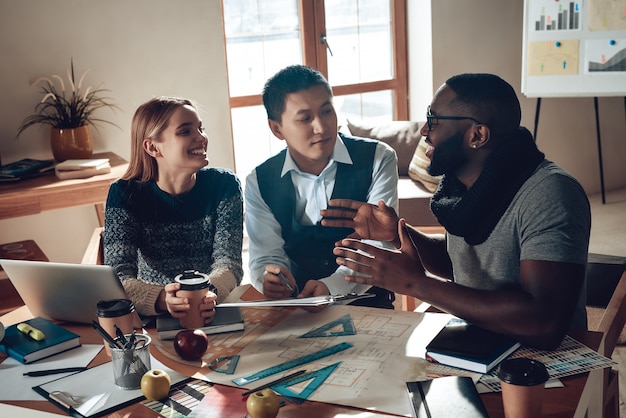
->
[141,369,171,401]
[246,389,280,418]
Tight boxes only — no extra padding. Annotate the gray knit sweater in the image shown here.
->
[104,167,243,316]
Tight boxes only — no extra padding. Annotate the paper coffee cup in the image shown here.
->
[96,298,136,356]
[498,357,549,418]
[175,270,212,329]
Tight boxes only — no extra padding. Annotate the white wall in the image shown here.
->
[0,0,233,262]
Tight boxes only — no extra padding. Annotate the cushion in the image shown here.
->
[408,134,441,193]
[346,119,420,176]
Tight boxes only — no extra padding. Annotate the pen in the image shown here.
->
[278,272,294,292]
[114,325,128,346]
[241,369,306,397]
[17,323,45,341]
[23,367,88,377]
[91,320,123,349]
[125,329,137,349]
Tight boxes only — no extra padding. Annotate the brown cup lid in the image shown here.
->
[175,270,210,290]
[96,298,135,318]
[498,358,549,386]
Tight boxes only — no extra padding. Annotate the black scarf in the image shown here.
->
[430,126,544,245]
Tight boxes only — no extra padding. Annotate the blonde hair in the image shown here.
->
[122,96,197,182]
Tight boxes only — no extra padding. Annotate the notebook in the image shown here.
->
[156,307,244,340]
[425,317,521,374]
[0,259,129,324]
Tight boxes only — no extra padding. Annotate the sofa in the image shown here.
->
[345,119,441,227]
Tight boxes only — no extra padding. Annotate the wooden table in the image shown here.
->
[0,305,604,418]
[0,152,127,226]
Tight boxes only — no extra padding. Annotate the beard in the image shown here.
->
[427,132,468,176]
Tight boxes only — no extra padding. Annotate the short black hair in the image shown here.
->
[445,73,521,135]
[262,65,333,122]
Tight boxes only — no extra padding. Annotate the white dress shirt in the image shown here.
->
[244,135,399,295]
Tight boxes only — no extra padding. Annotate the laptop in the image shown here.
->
[0,259,131,324]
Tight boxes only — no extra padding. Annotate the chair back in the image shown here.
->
[81,227,104,265]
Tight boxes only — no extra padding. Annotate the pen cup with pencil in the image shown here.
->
[110,333,151,389]
[96,299,136,357]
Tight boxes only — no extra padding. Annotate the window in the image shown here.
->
[223,0,408,177]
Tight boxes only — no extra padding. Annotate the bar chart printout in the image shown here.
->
[533,1,581,31]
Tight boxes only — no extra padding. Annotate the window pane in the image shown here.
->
[325,0,393,84]
[335,90,393,123]
[224,0,302,97]
[231,106,286,179]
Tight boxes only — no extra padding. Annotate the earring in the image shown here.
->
[472,145,478,149]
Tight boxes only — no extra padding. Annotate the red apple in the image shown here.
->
[173,329,208,361]
[141,369,171,401]
[246,389,280,418]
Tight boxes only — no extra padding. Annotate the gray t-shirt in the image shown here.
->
[447,160,591,329]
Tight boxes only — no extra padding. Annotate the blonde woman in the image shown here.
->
[104,96,243,325]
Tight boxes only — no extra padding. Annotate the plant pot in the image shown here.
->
[50,125,93,162]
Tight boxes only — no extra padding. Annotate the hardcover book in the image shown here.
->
[156,306,244,340]
[0,158,54,182]
[406,376,488,417]
[425,318,521,374]
[0,317,81,363]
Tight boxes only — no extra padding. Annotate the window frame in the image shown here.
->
[226,0,408,120]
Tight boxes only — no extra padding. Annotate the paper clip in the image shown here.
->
[50,391,80,410]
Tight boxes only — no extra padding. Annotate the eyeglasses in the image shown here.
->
[426,106,483,131]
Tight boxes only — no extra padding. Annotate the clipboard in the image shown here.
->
[218,292,375,308]
[32,356,190,417]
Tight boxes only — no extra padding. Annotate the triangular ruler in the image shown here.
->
[270,362,341,400]
[209,355,239,374]
[233,342,352,386]
[299,314,355,338]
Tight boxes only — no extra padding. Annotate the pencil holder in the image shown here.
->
[110,334,151,389]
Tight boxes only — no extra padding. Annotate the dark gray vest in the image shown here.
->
[256,134,395,309]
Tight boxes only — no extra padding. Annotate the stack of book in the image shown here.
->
[54,158,111,180]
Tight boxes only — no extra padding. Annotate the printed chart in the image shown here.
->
[478,335,615,392]
[528,40,580,75]
[530,0,582,31]
[586,38,626,72]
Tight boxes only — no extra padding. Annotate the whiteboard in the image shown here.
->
[522,0,626,98]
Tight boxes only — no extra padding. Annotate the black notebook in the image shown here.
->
[406,376,488,417]
[425,318,520,373]
[156,306,244,340]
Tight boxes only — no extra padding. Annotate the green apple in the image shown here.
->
[141,369,171,401]
[246,389,280,418]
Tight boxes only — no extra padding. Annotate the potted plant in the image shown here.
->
[17,59,119,162]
